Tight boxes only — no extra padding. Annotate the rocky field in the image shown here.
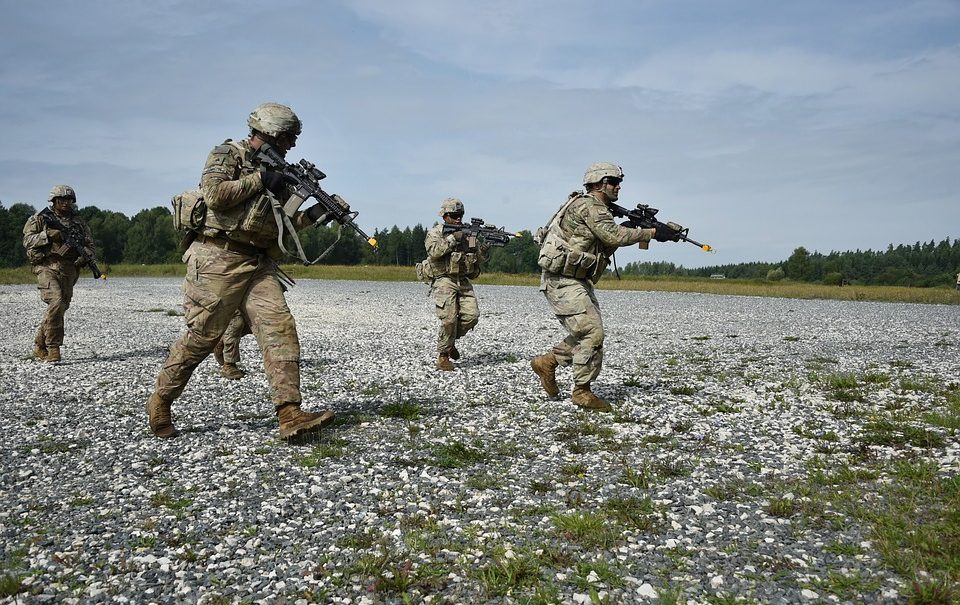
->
[1,277,958,604]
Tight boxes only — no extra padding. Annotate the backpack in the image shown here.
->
[171,190,206,232]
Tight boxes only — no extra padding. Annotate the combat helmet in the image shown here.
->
[248,102,302,138]
[439,197,464,216]
[583,162,624,186]
[48,184,76,203]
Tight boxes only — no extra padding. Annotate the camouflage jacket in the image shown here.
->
[423,223,489,280]
[199,138,311,252]
[539,192,650,283]
[22,210,94,266]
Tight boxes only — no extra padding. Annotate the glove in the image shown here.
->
[305,203,332,225]
[654,223,681,242]
[47,228,62,243]
[260,170,287,196]
[450,230,466,242]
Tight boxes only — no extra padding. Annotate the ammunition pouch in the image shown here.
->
[171,190,207,232]
[415,259,435,283]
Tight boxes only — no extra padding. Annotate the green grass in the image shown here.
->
[431,440,487,468]
[380,401,423,420]
[551,511,621,548]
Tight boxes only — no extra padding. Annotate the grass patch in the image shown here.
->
[431,440,487,468]
[380,401,422,420]
[551,511,621,548]
[670,385,697,396]
[858,418,946,449]
[297,439,348,466]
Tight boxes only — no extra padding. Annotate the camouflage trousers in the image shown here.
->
[153,241,301,406]
[541,274,604,387]
[220,311,252,364]
[432,276,479,354]
[33,261,79,347]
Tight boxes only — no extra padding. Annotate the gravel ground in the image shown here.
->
[1,277,958,604]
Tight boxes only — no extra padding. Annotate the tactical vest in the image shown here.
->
[536,193,608,283]
[201,140,279,243]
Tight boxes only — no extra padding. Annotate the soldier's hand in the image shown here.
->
[47,228,62,243]
[260,170,287,196]
[450,230,466,242]
[654,225,676,242]
[305,203,332,225]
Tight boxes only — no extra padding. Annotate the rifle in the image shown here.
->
[39,208,105,279]
[255,143,378,264]
[608,202,713,252]
[442,218,522,248]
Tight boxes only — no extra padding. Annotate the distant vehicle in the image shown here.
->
[710,274,726,279]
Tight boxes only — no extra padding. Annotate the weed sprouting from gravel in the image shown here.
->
[431,440,487,468]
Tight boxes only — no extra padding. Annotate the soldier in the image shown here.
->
[213,311,251,380]
[422,198,489,370]
[530,163,663,411]
[146,102,335,440]
[22,185,98,362]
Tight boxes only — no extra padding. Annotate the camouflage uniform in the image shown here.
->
[147,103,332,439]
[219,311,251,365]
[22,187,96,359]
[422,205,489,365]
[540,192,649,386]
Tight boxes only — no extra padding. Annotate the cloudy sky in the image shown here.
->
[1,0,958,268]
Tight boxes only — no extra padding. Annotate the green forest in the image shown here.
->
[1,202,958,287]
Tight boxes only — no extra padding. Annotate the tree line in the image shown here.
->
[621,241,960,287]
[0,202,541,273]
[2,202,957,286]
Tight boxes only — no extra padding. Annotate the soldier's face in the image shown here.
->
[54,197,77,215]
[443,212,463,225]
[601,178,621,202]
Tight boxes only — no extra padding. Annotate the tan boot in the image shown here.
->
[531,353,560,398]
[449,345,460,361]
[213,340,225,366]
[45,346,61,363]
[572,385,612,412]
[221,363,246,380]
[277,403,335,440]
[436,353,454,371]
[147,393,179,438]
[33,344,48,361]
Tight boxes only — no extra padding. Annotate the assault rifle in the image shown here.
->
[255,143,378,264]
[608,202,713,252]
[39,208,105,279]
[442,218,522,248]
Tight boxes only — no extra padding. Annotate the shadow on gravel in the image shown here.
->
[73,346,172,363]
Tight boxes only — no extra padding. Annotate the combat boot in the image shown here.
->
[213,341,225,366]
[531,353,560,398]
[45,346,61,363]
[572,385,612,412]
[147,393,179,438]
[276,403,335,440]
[33,344,47,361]
[221,363,246,380]
[436,353,454,371]
[449,345,460,361]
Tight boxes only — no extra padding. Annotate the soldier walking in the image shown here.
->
[146,102,335,440]
[421,198,489,370]
[22,185,98,362]
[530,163,666,411]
